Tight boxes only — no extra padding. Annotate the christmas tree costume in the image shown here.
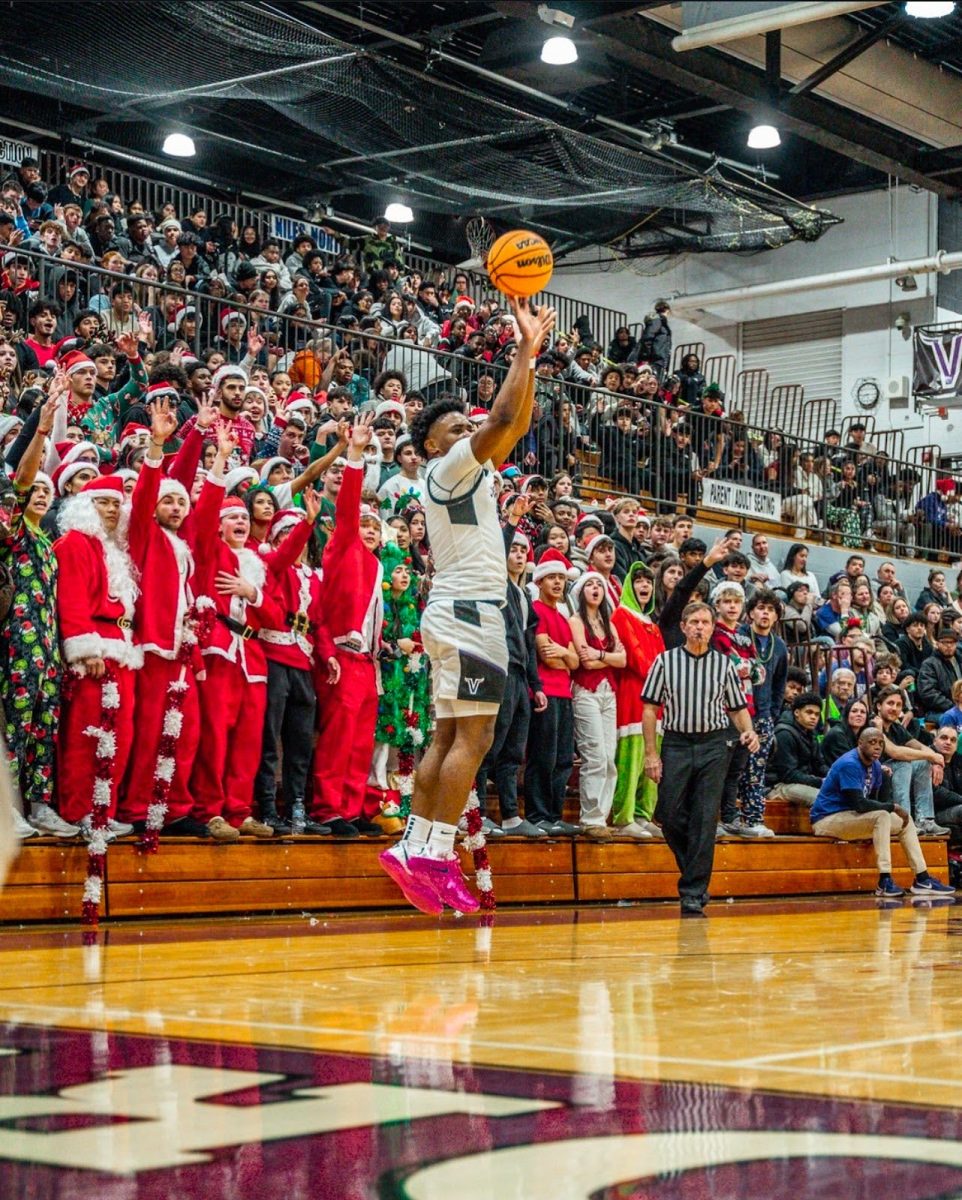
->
[373,542,432,819]
[610,561,665,826]
[0,487,60,811]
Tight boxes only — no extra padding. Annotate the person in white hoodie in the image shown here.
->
[250,240,293,295]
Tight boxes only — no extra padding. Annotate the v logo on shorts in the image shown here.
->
[464,678,483,695]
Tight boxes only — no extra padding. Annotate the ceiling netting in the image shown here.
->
[0,0,841,256]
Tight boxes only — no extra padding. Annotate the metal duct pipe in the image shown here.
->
[670,2,883,53]
[669,248,962,312]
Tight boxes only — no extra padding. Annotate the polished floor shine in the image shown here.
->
[2,896,962,1197]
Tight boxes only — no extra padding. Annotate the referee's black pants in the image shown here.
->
[654,728,737,904]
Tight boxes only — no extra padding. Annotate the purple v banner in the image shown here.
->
[914,327,962,397]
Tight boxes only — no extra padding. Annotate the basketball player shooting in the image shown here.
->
[380,295,556,915]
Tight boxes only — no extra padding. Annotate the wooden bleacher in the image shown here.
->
[0,827,948,923]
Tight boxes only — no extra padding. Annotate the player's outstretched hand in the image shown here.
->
[509,296,556,350]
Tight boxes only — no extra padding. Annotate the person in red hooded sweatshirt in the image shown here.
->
[187,424,283,841]
[311,412,385,838]
[54,473,143,838]
[254,491,340,835]
[119,391,219,838]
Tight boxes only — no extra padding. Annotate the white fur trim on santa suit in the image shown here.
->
[57,495,143,672]
[63,354,95,376]
[211,364,248,392]
[53,461,93,496]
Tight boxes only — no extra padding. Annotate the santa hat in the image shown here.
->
[55,440,99,468]
[33,471,54,492]
[259,456,291,482]
[211,364,248,391]
[118,423,149,454]
[221,310,247,334]
[936,477,958,496]
[144,381,180,406]
[454,295,475,310]
[80,474,126,501]
[394,433,412,453]
[374,399,406,421]
[113,469,139,488]
[468,407,488,425]
[520,474,548,494]
[269,508,305,542]
[568,570,609,610]
[224,466,259,495]
[286,395,317,418]
[244,385,267,403]
[710,579,745,603]
[68,163,89,179]
[220,496,248,517]
[170,305,200,334]
[158,477,190,505]
[532,548,578,584]
[512,530,530,549]
[60,349,95,376]
[584,531,615,557]
[52,459,97,496]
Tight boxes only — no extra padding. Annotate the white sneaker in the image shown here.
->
[642,820,665,839]
[78,817,118,844]
[106,818,134,837]
[29,803,81,838]
[738,821,776,839]
[612,821,653,839]
[13,807,38,840]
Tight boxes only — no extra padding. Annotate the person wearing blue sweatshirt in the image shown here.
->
[811,728,955,898]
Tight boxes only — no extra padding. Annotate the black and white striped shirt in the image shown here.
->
[641,646,747,734]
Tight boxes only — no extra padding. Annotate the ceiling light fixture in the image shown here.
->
[384,202,414,223]
[905,1,955,17]
[541,35,578,64]
[162,133,195,158]
[747,123,781,149]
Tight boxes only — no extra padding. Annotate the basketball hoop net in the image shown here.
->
[463,216,495,272]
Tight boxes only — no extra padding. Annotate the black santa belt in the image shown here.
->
[217,613,256,640]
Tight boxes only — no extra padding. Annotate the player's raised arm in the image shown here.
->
[469,297,555,467]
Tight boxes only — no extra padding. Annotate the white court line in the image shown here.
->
[0,1000,960,1094]
[737,1026,962,1066]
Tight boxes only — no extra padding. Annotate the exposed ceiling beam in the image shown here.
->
[789,13,904,95]
[574,11,958,198]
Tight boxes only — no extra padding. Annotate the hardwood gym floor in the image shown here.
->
[1,897,962,1197]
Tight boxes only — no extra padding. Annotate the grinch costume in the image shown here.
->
[371,542,432,819]
[610,561,665,827]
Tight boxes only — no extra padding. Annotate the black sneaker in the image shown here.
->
[328,818,360,839]
[302,819,332,835]
[680,900,706,918]
[163,816,211,838]
[353,818,384,837]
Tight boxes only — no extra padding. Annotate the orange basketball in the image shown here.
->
[486,229,553,297]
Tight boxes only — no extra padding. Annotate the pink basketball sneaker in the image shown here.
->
[406,854,480,913]
[378,847,443,915]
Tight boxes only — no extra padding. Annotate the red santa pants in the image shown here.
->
[58,666,136,825]
[119,653,200,824]
[312,651,380,823]
[189,656,266,827]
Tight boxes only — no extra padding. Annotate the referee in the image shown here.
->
[642,601,760,917]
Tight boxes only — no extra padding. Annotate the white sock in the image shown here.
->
[502,816,521,829]
[426,821,457,860]
[401,814,431,853]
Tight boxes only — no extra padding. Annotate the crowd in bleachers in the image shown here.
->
[0,153,960,904]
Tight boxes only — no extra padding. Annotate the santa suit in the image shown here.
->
[54,503,143,825]
[119,456,201,825]
[188,478,284,827]
[312,459,383,823]
[255,516,335,816]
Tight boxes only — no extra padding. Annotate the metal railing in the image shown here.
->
[31,144,630,351]
[13,246,959,564]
